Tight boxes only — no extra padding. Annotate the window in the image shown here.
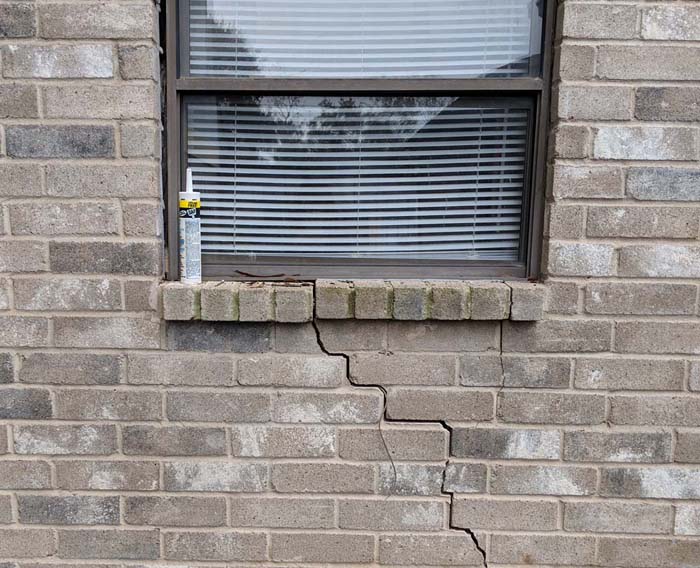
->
[166,0,553,279]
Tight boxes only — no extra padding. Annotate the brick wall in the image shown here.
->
[0,0,699,566]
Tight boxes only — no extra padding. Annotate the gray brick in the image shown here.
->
[351,352,455,386]
[451,427,560,460]
[239,283,273,322]
[490,535,595,566]
[458,354,502,387]
[166,321,271,352]
[272,533,374,564]
[271,463,374,493]
[0,387,51,419]
[19,353,122,385]
[392,280,430,320]
[602,467,700,499]
[0,241,48,273]
[56,460,158,491]
[163,531,267,562]
[14,424,117,455]
[229,496,335,529]
[272,323,324,353]
[163,462,268,492]
[619,245,700,278]
[379,534,484,566]
[575,357,684,391]
[0,164,43,198]
[0,4,35,37]
[452,498,558,531]
[0,461,50,489]
[563,3,637,39]
[19,496,118,525]
[14,278,121,310]
[55,389,160,421]
[551,124,590,159]
[0,282,7,310]
[2,44,113,78]
[388,320,497,352]
[430,281,470,320]
[354,280,392,319]
[338,425,447,461]
[552,164,624,199]
[50,241,161,275]
[0,529,55,559]
[44,85,157,120]
[200,282,239,321]
[556,44,595,81]
[128,353,233,386]
[470,282,510,319]
[642,5,700,41]
[120,123,159,158]
[598,537,700,568]
[503,320,612,353]
[491,465,596,496]
[564,431,672,463]
[315,319,385,351]
[274,284,313,322]
[123,426,226,456]
[57,529,159,560]
[0,353,12,384]
[339,499,443,531]
[547,242,615,277]
[498,392,606,425]
[546,203,585,240]
[378,463,444,496]
[610,395,700,427]
[588,206,699,239]
[231,425,335,458]
[0,495,10,523]
[0,84,38,118]
[47,164,159,198]
[594,126,697,161]
[557,85,633,120]
[615,322,700,354]
[565,502,671,534]
[118,44,158,79]
[272,390,383,424]
[637,87,700,122]
[628,168,700,201]
[598,46,700,81]
[40,3,155,39]
[54,317,160,349]
[167,391,269,422]
[585,283,696,316]
[124,279,158,312]
[6,125,114,158]
[677,433,700,463]
[509,283,546,321]
[125,496,225,527]
[239,355,344,387]
[161,283,200,321]
[443,463,487,494]
[0,317,49,348]
[386,389,493,421]
[315,280,354,319]
[503,356,571,388]
[675,504,700,535]
[121,201,161,237]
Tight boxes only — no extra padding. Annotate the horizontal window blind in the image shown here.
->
[185,96,530,261]
[188,0,539,78]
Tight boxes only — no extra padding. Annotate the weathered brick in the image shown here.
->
[161,282,200,321]
[470,282,510,319]
[556,44,595,81]
[351,352,455,386]
[56,460,159,491]
[14,278,121,310]
[0,461,50,489]
[642,5,700,41]
[545,281,580,315]
[509,283,546,321]
[167,391,269,422]
[0,4,35,37]
[564,502,671,534]
[452,498,558,531]
[0,354,10,384]
[339,499,443,531]
[0,316,49,347]
[0,495,10,523]
[619,245,700,278]
[588,206,699,239]
[166,321,271,352]
[3,44,113,78]
[392,281,430,320]
[557,85,633,120]
[19,496,118,525]
[564,431,672,463]
[676,504,700,535]
[593,126,697,161]
[430,281,470,320]
[272,390,383,424]
[118,44,158,79]
[0,241,48,273]
[123,425,227,456]
[378,463,444,496]
[274,284,313,322]
[271,463,374,494]
[0,84,38,118]
[40,3,155,39]
[54,389,160,421]
[585,283,696,316]
[547,242,615,277]
[563,3,637,39]
[120,123,159,158]
[163,531,267,562]
[636,87,700,122]
[443,463,487,493]
[57,529,159,560]
[551,124,590,159]
[458,354,502,386]
[552,164,624,199]
[615,322,700,355]
[451,427,561,460]
[14,424,117,455]
[47,164,159,198]
[491,465,596,496]
[19,352,121,385]
[50,241,160,275]
[121,200,161,237]
[503,320,612,353]
[239,355,344,387]
[503,356,570,388]
[0,164,42,198]
[0,529,55,559]
[677,433,700,463]
[0,387,51,419]
[379,534,484,566]
[610,395,700,427]
[547,202,589,240]
[386,389,493,422]
[231,425,335,458]
[601,467,700,499]
[598,537,700,568]
[354,280,392,319]
[339,426,447,461]
[0,280,10,310]
[238,283,273,322]
[598,46,700,81]
[388,320,497,352]
[163,462,268,492]
[628,168,700,202]
[200,282,239,321]
[124,279,158,312]
[272,533,374,564]
[315,280,354,319]
[125,496,225,527]
[575,357,684,391]
[272,324,322,354]
[229,496,335,528]
[498,392,605,425]
[490,535,595,566]
[128,353,233,386]
[54,317,160,349]
[6,125,115,158]
[316,320,386,351]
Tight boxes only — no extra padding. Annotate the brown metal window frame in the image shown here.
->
[165,0,555,281]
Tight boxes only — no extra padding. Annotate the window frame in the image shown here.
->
[165,0,555,281]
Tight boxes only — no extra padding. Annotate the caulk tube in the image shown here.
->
[178,168,202,284]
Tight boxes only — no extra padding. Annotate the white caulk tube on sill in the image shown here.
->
[178,168,202,284]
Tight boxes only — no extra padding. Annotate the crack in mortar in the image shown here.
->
[311,319,489,568]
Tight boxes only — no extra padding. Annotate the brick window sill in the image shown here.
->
[160,280,545,322]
